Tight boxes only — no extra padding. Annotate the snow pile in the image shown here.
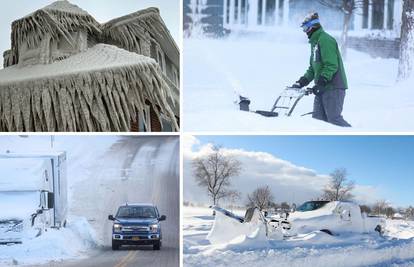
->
[207,208,264,245]
[385,220,414,240]
[184,206,414,267]
[183,34,414,131]
[0,216,97,266]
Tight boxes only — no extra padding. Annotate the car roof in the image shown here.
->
[119,202,156,207]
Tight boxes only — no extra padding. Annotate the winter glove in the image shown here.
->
[312,76,328,96]
[291,76,309,88]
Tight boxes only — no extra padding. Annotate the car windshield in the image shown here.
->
[116,206,157,219]
[296,201,328,212]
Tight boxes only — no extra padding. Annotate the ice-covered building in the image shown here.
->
[0,0,179,132]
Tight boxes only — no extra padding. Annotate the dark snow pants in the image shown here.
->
[312,89,351,127]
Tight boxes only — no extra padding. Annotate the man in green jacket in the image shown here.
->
[292,13,351,127]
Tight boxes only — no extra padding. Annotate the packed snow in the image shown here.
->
[183,31,414,131]
[183,206,414,267]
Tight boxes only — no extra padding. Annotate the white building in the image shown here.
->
[223,0,403,37]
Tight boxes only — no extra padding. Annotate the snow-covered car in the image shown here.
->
[268,201,384,236]
[207,201,384,245]
[108,203,166,250]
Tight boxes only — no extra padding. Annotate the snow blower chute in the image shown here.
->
[238,87,313,117]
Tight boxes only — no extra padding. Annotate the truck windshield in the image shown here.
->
[116,206,157,219]
[297,201,328,212]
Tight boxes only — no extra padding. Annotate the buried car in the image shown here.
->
[207,201,384,245]
[108,203,166,250]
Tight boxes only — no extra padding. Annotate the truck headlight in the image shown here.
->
[150,224,159,233]
[113,223,122,233]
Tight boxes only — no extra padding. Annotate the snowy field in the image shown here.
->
[183,32,414,131]
[183,206,414,267]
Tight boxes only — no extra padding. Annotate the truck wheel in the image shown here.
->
[112,240,120,250]
[153,241,161,250]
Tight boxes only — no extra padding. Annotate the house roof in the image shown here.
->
[0,44,157,85]
[102,7,179,66]
[11,0,101,52]
[0,44,178,132]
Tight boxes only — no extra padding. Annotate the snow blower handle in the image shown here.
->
[304,87,313,96]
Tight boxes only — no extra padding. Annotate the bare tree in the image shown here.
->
[398,0,414,81]
[280,202,291,211]
[405,206,414,219]
[246,185,274,211]
[360,204,372,214]
[192,145,242,208]
[318,0,367,59]
[227,190,242,211]
[385,206,396,218]
[372,200,389,216]
[321,168,355,201]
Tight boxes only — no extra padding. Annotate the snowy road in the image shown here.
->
[30,136,179,267]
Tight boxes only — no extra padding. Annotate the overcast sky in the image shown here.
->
[0,0,180,55]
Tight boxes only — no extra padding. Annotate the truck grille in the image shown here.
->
[122,226,149,232]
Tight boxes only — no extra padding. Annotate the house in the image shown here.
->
[184,0,403,58]
[0,0,179,132]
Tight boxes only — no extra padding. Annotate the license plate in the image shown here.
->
[132,236,140,241]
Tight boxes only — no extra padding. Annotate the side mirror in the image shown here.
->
[159,215,166,221]
[108,215,115,221]
[40,191,54,210]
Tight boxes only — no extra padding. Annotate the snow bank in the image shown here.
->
[207,208,264,245]
[0,216,97,266]
[184,206,414,267]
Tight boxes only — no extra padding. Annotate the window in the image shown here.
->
[372,0,385,29]
[160,114,173,132]
[138,105,151,132]
[258,0,263,25]
[226,0,230,24]
[387,0,395,30]
[362,0,369,29]
[241,0,247,24]
[265,0,276,25]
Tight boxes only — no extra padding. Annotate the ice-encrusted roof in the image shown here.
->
[0,44,156,84]
[43,0,90,15]
[20,0,91,19]
[102,7,179,65]
[0,44,178,132]
[11,0,101,52]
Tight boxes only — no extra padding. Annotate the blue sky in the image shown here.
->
[0,0,179,58]
[195,135,414,207]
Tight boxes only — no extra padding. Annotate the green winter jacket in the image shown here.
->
[303,28,348,90]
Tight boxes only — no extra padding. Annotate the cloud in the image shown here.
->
[184,135,380,207]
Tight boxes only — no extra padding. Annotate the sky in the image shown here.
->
[185,135,414,207]
[0,0,180,57]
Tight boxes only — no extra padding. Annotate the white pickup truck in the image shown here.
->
[0,152,67,244]
[208,201,384,245]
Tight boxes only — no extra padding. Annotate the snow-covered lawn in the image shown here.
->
[183,206,414,267]
[183,34,414,131]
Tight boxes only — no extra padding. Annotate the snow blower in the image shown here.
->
[238,87,313,117]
